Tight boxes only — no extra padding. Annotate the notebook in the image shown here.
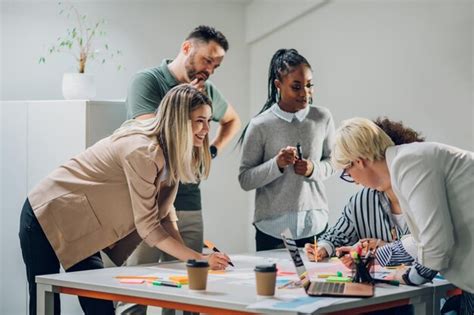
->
[281,229,374,298]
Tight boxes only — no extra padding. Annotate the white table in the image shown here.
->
[36,250,456,315]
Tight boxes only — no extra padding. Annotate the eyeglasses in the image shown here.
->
[339,163,355,183]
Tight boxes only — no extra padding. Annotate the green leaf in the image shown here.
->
[105,44,109,50]
[102,59,106,64]
[38,57,46,64]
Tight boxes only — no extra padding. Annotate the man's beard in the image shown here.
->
[184,53,210,82]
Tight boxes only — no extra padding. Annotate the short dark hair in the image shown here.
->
[186,25,229,51]
[374,117,425,145]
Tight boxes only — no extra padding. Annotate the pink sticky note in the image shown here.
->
[119,278,145,284]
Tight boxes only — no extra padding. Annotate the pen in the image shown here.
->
[313,236,318,262]
[296,143,303,160]
[204,240,235,267]
[152,280,182,288]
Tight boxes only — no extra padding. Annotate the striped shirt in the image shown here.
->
[319,187,438,281]
[318,188,411,259]
[377,240,438,282]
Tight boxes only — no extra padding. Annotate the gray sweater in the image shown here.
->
[239,105,335,233]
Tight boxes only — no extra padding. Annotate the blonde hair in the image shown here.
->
[112,84,212,185]
[332,117,394,170]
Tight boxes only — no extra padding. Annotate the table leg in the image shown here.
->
[411,292,434,315]
[37,283,55,315]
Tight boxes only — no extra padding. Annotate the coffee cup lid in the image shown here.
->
[186,259,209,267]
[254,263,277,272]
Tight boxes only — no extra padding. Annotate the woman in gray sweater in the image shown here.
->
[238,49,335,251]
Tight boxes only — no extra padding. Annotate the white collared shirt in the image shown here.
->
[271,103,310,122]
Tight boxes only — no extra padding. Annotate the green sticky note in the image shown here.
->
[326,276,352,283]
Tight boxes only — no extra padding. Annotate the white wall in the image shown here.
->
[1,0,473,313]
[246,0,473,232]
[1,1,249,314]
[1,0,249,247]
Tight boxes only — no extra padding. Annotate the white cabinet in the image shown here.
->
[1,100,126,314]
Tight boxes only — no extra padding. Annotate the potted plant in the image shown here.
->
[39,2,123,100]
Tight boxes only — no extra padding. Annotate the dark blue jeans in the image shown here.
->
[19,199,114,315]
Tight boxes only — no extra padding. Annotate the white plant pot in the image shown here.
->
[62,73,96,100]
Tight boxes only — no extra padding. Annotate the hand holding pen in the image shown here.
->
[335,246,355,270]
[204,240,235,269]
[304,242,328,262]
[294,143,314,177]
[359,238,386,255]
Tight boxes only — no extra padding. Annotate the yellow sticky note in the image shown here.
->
[209,270,226,274]
[169,275,188,285]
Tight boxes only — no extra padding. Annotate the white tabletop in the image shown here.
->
[36,249,454,314]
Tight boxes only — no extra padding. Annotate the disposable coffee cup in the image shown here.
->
[186,260,209,290]
[254,263,277,296]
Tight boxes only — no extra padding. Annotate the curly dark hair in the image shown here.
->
[186,25,229,51]
[374,117,425,145]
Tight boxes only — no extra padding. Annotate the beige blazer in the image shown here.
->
[28,133,178,270]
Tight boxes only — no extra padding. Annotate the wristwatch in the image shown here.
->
[210,145,218,159]
[401,268,415,286]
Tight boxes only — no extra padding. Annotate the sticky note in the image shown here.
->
[209,270,226,274]
[169,276,189,285]
[119,278,145,284]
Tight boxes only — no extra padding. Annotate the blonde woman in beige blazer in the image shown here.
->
[19,84,230,315]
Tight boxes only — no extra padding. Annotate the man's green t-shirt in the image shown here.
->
[125,59,228,210]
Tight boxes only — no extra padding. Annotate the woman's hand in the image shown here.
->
[335,246,354,270]
[304,243,328,262]
[359,238,386,254]
[203,252,230,270]
[276,146,297,170]
[294,159,314,177]
[390,266,410,285]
